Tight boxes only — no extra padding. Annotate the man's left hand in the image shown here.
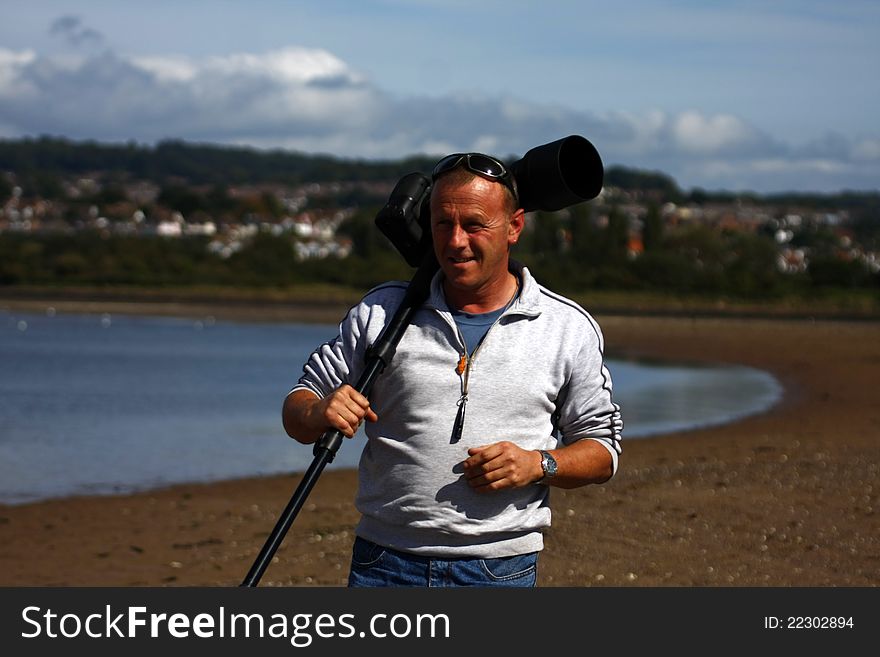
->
[462,441,543,492]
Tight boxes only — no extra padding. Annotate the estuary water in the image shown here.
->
[0,309,782,505]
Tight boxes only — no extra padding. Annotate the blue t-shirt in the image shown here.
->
[451,305,507,356]
[450,281,520,355]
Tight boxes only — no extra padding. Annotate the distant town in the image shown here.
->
[1,137,878,301]
[2,176,365,262]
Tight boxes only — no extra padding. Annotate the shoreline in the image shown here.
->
[1,300,878,586]
[3,284,879,325]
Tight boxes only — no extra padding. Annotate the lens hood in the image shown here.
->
[511,135,604,213]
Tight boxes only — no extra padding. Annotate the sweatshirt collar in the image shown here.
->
[426,259,543,319]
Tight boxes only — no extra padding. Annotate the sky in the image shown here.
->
[1,0,878,194]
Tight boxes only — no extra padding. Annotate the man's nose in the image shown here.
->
[448,223,468,247]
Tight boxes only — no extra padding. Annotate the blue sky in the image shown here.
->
[1,0,878,193]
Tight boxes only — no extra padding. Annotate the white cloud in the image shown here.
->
[0,44,876,193]
[0,47,381,144]
[671,111,764,154]
[852,137,880,162]
[133,48,359,87]
[0,48,36,89]
[131,56,198,83]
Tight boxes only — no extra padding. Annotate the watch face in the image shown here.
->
[542,451,557,478]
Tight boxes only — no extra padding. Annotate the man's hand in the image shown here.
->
[317,384,378,437]
[283,385,378,444]
[461,438,615,491]
[462,441,543,492]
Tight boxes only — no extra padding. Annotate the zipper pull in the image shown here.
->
[456,352,467,375]
[451,395,468,443]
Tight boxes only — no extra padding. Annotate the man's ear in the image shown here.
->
[508,208,525,244]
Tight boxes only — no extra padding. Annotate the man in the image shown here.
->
[282,152,622,587]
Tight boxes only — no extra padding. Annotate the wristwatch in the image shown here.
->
[537,450,558,484]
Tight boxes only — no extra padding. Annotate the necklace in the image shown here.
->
[506,273,520,308]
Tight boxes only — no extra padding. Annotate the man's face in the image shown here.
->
[429,175,523,305]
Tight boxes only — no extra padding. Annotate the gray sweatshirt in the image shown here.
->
[291,262,622,558]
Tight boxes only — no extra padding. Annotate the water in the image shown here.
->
[0,309,781,505]
[606,358,782,439]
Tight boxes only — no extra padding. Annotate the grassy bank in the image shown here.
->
[570,287,880,319]
[2,283,878,322]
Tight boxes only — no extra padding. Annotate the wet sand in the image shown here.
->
[1,303,878,587]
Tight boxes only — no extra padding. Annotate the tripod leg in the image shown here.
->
[240,254,438,586]
[240,443,336,587]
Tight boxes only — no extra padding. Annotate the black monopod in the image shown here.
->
[241,135,603,587]
[240,248,438,587]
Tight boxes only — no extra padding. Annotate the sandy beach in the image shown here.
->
[1,301,878,587]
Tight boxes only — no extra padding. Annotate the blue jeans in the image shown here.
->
[347,536,538,587]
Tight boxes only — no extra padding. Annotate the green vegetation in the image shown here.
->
[0,136,436,187]
[1,137,878,317]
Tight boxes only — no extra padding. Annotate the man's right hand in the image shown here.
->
[282,385,378,444]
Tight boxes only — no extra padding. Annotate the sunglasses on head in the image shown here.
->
[431,152,519,203]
